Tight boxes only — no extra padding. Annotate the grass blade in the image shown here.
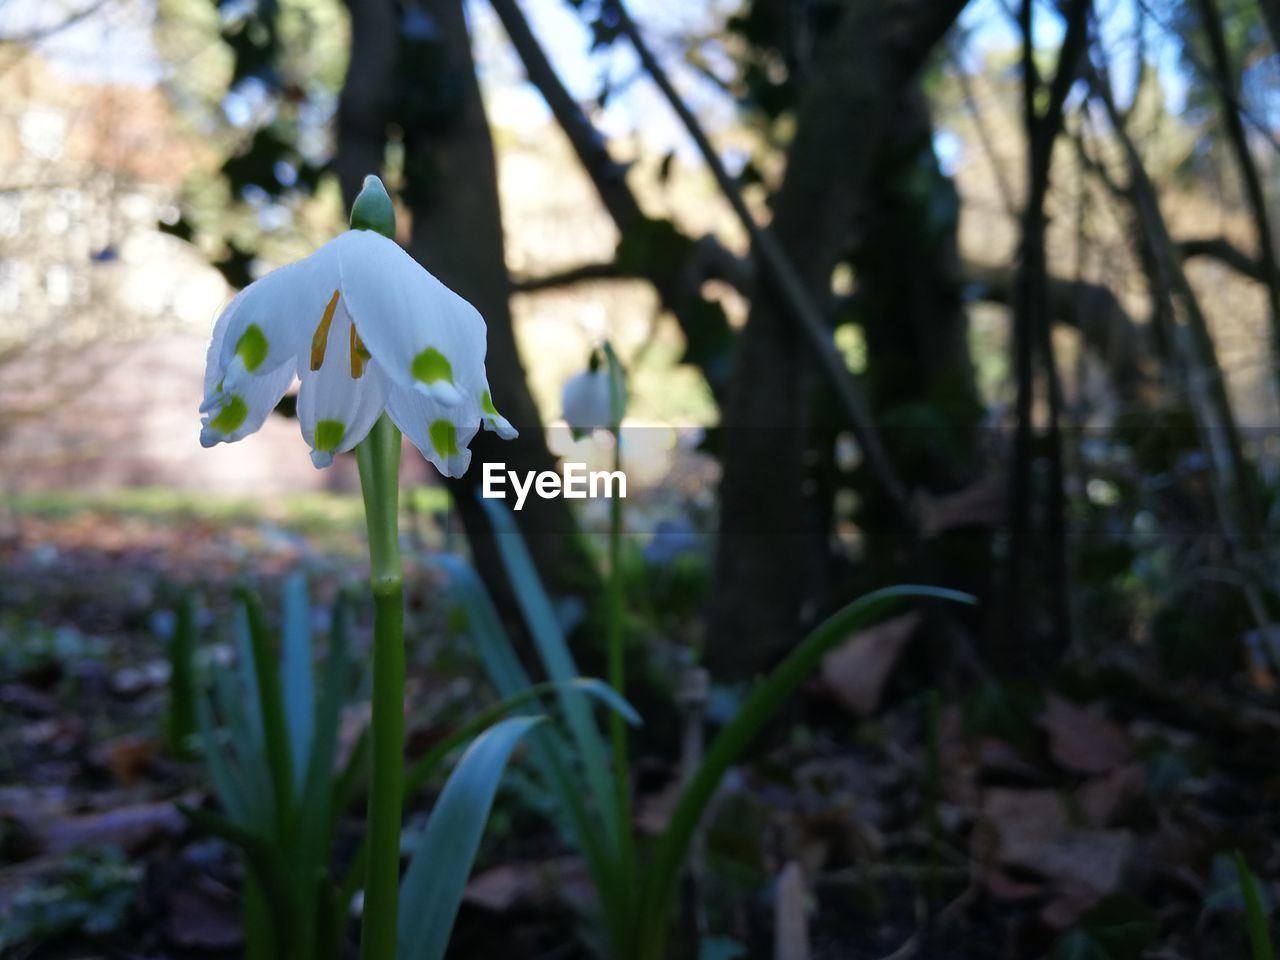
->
[233,603,264,747]
[281,572,315,790]
[294,588,353,953]
[430,553,628,941]
[236,589,295,834]
[477,497,622,856]
[404,677,640,806]
[197,693,249,824]
[396,716,543,960]
[636,585,975,960]
[1235,850,1276,960]
[167,594,199,760]
[214,666,273,832]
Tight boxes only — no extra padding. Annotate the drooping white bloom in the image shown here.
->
[199,178,516,476]
[561,347,626,437]
[561,369,613,436]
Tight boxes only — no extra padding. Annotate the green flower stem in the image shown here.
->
[606,433,634,892]
[356,415,404,960]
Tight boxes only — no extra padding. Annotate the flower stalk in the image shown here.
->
[601,343,634,897]
[356,414,404,960]
[198,173,517,960]
[351,182,406,960]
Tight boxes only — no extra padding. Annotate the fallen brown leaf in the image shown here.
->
[819,612,922,717]
[1041,696,1131,775]
[1076,764,1146,828]
[162,875,242,951]
[463,857,592,915]
[977,788,1134,924]
[90,734,160,786]
[915,474,1005,538]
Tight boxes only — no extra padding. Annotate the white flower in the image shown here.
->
[561,349,626,437]
[561,369,614,436]
[199,178,516,476]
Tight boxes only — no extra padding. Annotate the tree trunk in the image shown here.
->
[707,0,970,680]
[848,86,987,629]
[336,0,601,622]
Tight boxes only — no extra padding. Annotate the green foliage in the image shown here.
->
[396,716,545,960]
[444,494,972,960]
[185,573,358,958]
[185,572,629,960]
[0,847,140,952]
[633,584,974,960]
[166,593,199,760]
[1234,851,1276,960]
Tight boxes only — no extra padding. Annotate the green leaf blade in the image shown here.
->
[280,573,315,791]
[396,715,544,960]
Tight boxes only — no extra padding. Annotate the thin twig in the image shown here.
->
[1192,0,1280,404]
[511,261,628,293]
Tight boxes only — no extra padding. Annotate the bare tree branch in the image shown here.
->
[967,260,1149,391]
[1130,0,1280,153]
[946,36,1018,219]
[0,0,114,46]
[1005,0,1091,666]
[511,261,628,292]
[1091,73,1271,602]
[1193,0,1280,402]
[1260,0,1280,58]
[487,0,737,403]
[1178,236,1268,281]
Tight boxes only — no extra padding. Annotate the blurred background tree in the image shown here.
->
[3,0,1279,693]
[6,1,1280,957]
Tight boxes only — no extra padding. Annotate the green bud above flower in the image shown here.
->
[349,174,397,240]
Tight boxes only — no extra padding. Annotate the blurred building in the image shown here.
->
[0,54,321,495]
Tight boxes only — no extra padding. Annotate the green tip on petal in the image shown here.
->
[314,419,346,453]
[209,396,248,433]
[234,324,269,372]
[412,347,453,385]
[481,390,498,416]
[429,419,459,457]
[349,175,396,239]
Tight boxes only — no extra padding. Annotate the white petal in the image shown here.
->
[199,362,294,447]
[296,297,391,469]
[385,383,479,479]
[332,231,489,403]
[562,369,613,433]
[205,240,344,393]
[478,381,518,440]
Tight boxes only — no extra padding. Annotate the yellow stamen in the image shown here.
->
[311,290,340,371]
[349,323,368,378]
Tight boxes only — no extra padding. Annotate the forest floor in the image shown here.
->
[0,492,1276,959]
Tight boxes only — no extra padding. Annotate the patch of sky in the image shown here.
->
[274,160,298,189]
[241,184,293,233]
[222,76,273,129]
[933,129,965,177]
[957,0,1190,116]
[1,0,162,86]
